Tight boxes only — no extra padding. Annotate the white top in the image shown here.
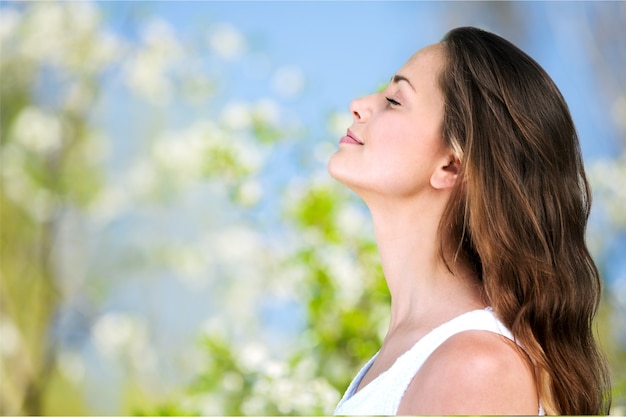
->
[334,308,544,415]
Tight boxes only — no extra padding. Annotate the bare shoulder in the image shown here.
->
[397,330,539,415]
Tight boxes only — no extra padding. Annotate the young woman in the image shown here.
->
[328,27,611,415]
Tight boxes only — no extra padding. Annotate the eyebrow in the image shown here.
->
[390,74,415,92]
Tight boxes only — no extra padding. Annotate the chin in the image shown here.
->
[327,151,340,177]
[327,152,351,185]
[327,155,366,198]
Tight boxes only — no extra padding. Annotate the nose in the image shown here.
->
[350,95,372,122]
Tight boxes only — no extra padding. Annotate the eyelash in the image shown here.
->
[386,97,400,106]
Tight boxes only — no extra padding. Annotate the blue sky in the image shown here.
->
[97,1,622,160]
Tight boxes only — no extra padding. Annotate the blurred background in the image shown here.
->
[1,1,625,415]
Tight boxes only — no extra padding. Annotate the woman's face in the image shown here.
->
[328,43,451,201]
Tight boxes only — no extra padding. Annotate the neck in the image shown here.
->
[367,195,485,332]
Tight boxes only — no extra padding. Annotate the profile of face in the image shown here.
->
[328,43,458,202]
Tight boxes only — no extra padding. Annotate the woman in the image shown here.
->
[328,27,611,415]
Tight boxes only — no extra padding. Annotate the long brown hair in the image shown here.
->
[438,27,611,415]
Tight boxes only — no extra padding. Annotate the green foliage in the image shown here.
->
[251,116,284,144]
[187,335,268,415]
[138,180,389,415]
[290,185,343,243]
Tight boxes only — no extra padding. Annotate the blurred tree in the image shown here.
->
[1,2,307,414]
[1,3,111,414]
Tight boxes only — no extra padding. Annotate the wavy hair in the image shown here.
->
[437,27,611,415]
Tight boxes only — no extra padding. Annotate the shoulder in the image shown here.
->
[397,330,539,415]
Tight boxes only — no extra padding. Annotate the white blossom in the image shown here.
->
[196,393,225,415]
[239,342,269,370]
[336,204,370,237]
[0,7,20,45]
[263,360,288,378]
[167,245,213,290]
[11,106,63,155]
[318,245,364,306]
[249,366,340,415]
[18,2,66,64]
[123,52,173,104]
[327,111,353,137]
[235,179,263,206]
[589,156,626,228]
[0,315,21,357]
[271,66,305,98]
[253,98,281,125]
[91,312,155,376]
[201,316,230,341]
[127,159,160,199]
[220,102,252,130]
[241,396,267,415]
[64,2,99,38]
[123,18,182,104]
[611,405,626,417]
[16,2,120,73]
[1,143,58,222]
[57,351,86,383]
[213,225,262,264]
[222,371,244,392]
[63,81,97,113]
[151,130,206,182]
[207,23,246,61]
[87,186,129,225]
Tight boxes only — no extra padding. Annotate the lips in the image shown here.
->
[339,129,364,145]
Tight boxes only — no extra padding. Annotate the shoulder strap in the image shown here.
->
[334,309,516,415]
[387,309,514,406]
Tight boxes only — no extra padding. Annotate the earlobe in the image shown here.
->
[431,157,460,190]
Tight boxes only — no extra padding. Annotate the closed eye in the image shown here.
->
[386,97,401,106]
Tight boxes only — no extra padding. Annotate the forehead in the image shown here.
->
[397,43,445,82]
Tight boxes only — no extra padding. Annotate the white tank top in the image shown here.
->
[334,308,544,415]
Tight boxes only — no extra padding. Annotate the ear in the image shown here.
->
[430,154,460,190]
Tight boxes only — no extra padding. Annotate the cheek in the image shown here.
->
[328,118,445,198]
[364,126,444,194]
[368,124,430,170]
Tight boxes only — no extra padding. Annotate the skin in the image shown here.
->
[328,43,538,414]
